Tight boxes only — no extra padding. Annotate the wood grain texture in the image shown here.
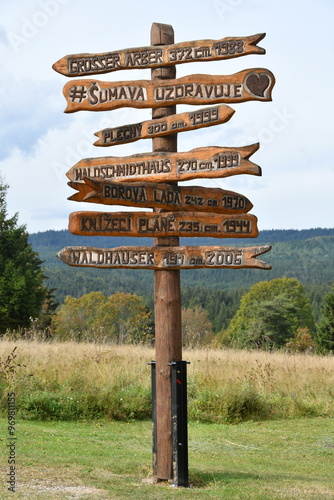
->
[52,33,266,77]
[62,69,275,113]
[94,105,235,147]
[68,178,254,214]
[66,144,261,183]
[67,211,259,238]
[56,245,271,270]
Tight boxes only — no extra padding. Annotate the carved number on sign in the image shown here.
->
[213,40,244,55]
[222,196,246,210]
[184,195,204,206]
[222,220,252,233]
[178,221,201,232]
[189,107,219,125]
[163,253,185,265]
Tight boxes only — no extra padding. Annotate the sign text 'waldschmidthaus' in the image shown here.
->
[53,33,266,76]
[66,144,260,183]
[57,245,271,270]
[63,69,275,113]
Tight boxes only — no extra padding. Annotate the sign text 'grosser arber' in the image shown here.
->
[53,33,266,76]
[62,69,275,113]
[66,144,260,184]
[68,178,253,214]
[68,211,259,239]
[94,105,235,147]
[57,245,272,270]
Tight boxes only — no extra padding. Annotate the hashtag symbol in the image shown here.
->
[68,86,87,103]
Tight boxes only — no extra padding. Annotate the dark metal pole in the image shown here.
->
[171,361,190,487]
[148,360,157,477]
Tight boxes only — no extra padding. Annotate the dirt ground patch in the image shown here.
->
[20,479,108,498]
[1,466,111,500]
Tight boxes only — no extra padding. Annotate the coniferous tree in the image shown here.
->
[316,284,334,352]
[0,179,48,333]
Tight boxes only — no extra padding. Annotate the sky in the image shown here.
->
[0,0,333,234]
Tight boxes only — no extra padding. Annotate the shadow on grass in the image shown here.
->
[189,470,320,488]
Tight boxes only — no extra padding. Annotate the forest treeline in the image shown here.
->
[29,228,334,333]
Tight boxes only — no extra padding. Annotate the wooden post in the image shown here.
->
[151,22,182,482]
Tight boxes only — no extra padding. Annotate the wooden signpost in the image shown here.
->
[66,144,261,183]
[57,244,272,270]
[53,22,275,488]
[68,178,254,214]
[63,69,275,113]
[53,33,266,76]
[94,104,235,147]
[68,211,259,238]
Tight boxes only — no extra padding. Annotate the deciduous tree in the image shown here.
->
[226,277,315,349]
[52,291,153,343]
[181,305,214,347]
[285,327,316,353]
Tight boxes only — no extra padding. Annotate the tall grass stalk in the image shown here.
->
[0,340,333,422]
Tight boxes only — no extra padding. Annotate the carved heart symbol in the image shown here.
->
[245,72,270,97]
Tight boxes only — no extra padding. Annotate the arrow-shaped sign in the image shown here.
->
[53,33,266,77]
[94,104,235,147]
[57,244,271,270]
[66,144,260,183]
[62,69,275,113]
[68,211,259,239]
[68,178,253,214]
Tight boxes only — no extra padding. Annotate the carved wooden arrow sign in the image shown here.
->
[68,178,253,214]
[94,105,235,147]
[66,144,260,183]
[53,33,266,77]
[62,69,275,113]
[68,211,258,238]
[57,244,271,270]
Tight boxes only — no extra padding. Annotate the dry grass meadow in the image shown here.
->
[1,340,333,422]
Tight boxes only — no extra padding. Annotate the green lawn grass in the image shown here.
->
[1,417,333,499]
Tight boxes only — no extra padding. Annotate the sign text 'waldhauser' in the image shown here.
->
[57,244,271,270]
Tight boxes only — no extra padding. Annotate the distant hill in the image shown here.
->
[29,227,334,251]
[29,228,334,328]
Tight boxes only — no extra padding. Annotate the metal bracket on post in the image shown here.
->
[169,360,190,487]
[147,361,157,479]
